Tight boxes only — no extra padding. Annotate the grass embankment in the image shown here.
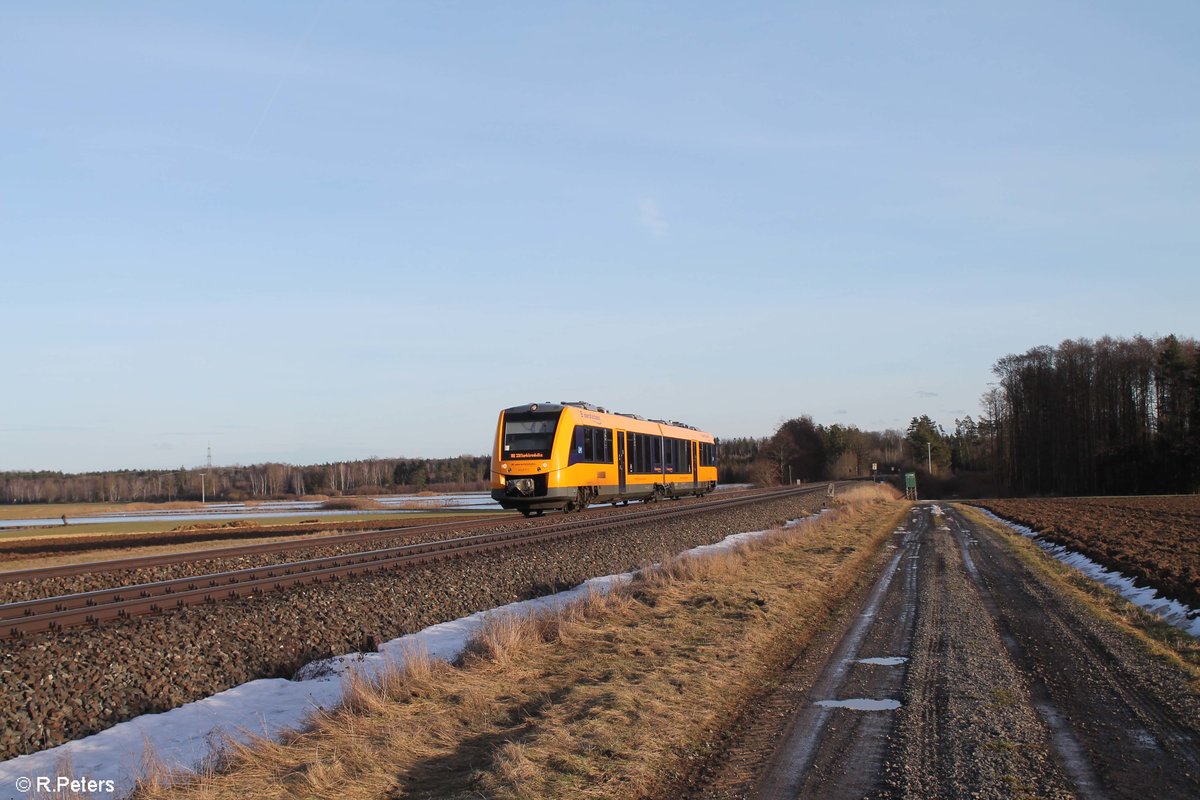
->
[957,505,1200,677]
[137,484,905,800]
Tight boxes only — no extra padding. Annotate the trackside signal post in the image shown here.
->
[904,471,918,500]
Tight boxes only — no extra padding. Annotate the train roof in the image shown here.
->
[501,402,713,439]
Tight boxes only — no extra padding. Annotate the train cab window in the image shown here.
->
[504,411,560,458]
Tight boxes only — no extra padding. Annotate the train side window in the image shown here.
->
[639,434,650,473]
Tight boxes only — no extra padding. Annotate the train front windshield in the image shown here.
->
[503,411,560,459]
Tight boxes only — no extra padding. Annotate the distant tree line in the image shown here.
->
[0,456,492,505]
[988,335,1200,495]
[731,334,1200,498]
[10,335,1196,506]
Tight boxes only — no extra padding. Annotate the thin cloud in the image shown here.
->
[915,390,939,398]
[639,198,668,236]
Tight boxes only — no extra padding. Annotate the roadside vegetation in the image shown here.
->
[134,484,903,800]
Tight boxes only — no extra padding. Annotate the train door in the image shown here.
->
[617,431,627,495]
[693,441,699,490]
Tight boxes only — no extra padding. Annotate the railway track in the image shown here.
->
[0,511,509,585]
[0,487,773,585]
[1,485,830,640]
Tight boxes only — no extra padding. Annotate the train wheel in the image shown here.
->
[520,509,534,518]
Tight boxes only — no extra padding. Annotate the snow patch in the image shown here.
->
[855,656,908,666]
[816,698,902,711]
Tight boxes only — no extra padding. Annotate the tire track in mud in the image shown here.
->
[878,508,1071,800]
[948,506,1200,799]
[753,508,924,799]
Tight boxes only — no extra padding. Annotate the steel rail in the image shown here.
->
[2,485,826,640]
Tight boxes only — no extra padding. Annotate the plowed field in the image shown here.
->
[975,496,1200,607]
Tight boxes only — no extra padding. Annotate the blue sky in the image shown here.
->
[2,2,1198,472]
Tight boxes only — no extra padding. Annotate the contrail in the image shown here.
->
[245,7,323,150]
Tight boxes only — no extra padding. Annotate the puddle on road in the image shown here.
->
[855,656,909,666]
[1132,729,1160,751]
[816,698,902,711]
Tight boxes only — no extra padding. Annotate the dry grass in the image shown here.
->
[122,501,205,512]
[831,482,902,505]
[319,498,389,511]
[135,494,908,800]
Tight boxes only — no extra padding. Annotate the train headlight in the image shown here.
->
[502,463,510,471]
[541,462,548,469]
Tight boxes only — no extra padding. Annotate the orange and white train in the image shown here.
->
[491,402,718,516]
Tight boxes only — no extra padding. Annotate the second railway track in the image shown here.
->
[1,485,833,640]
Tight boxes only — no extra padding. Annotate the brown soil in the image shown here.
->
[976,495,1200,607]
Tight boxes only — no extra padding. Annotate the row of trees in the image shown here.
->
[720,418,910,486]
[988,335,1200,495]
[738,335,1200,497]
[0,456,492,505]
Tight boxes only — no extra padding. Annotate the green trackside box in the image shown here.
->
[904,472,917,490]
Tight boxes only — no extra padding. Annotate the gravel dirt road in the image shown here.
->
[684,503,1200,799]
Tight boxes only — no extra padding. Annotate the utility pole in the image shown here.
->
[927,441,932,475]
[205,443,212,505]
